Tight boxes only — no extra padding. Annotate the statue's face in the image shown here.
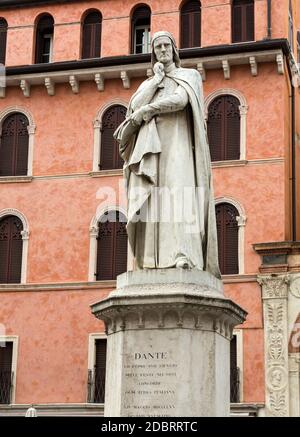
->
[153,36,173,65]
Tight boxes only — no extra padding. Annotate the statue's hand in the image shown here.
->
[130,107,145,126]
[153,62,165,84]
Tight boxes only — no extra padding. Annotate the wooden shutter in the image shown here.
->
[232,0,254,43]
[0,113,29,176]
[94,339,107,403]
[0,19,8,65]
[207,95,240,161]
[131,6,151,53]
[0,216,23,284]
[82,11,102,59]
[216,203,239,275]
[96,211,127,280]
[35,14,54,63]
[100,105,126,170]
[0,342,13,404]
[180,1,201,48]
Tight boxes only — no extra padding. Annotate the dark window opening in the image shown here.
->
[35,14,54,63]
[96,211,127,281]
[0,18,8,65]
[82,11,102,59]
[0,342,13,404]
[131,6,151,54]
[216,203,239,275]
[232,0,254,43]
[0,113,29,177]
[180,0,201,48]
[100,105,126,170]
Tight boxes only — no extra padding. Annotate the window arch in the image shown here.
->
[215,203,239,275]
[0,112,29,176]
[232,0,254,43]
[131,5,151,54]
[0,215,23,284]
[95,210,128,281]
[180,0,201,48]
[81,10,102,59]
[35,14,54,63]
[207,94,240,162]
[0,18,8,65]
[100,104,126,170]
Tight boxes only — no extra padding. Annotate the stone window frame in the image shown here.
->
[215,197,246,275]
[87,332,107,403]
[0,335,19,404]
[88,206,133,282]
[0,106,36,180]
[92,100,128,173]
[0,208,30,284]
[205,89,248,162]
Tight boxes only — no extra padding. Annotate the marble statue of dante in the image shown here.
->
[114,31,220,278]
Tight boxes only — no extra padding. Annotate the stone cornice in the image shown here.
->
[0,0,81,8]
[0,40,290,97]
[0,280,116,292]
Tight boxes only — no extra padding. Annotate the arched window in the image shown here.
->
[96,211,128,280]
[0,18,8,65]
[207,95,240,161]
[232,0,254,43]
[0,215,23,284]
[100,105,126,170]
[81,10,102,59]
[0,113,29,176]
[131,5,151,54]
[216,203,239,275]
[35,14,54,63]
[180,0,201,48]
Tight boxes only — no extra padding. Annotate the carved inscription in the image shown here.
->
[122,350,178,417]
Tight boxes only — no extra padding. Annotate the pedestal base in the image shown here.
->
[91,269,246,417]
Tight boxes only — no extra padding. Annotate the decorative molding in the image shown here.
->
[197,62,206,81]
[95,73,104,92]
[222,60,230,79]
[20,79,30,97]
[2,49,285,98]
[258,275,290,299]
[249,56,258,76]
[215,197,246,274]
[0,208,29,284]
[120,71,130,89]
[0,176,33,183]
[289,274,300,298]
[259,274,290,416]
[45,77,55,96]
[276,54,284,75]
[205,88,248,161]
[0,281,116,292]
[69,75,79,94]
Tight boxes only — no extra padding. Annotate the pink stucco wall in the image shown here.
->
[0,0,296,407]
[0,0,294,66]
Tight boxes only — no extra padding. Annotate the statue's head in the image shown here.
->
[151,31,181,68]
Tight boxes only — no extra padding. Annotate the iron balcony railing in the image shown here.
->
[87,368,106,403]
[0,371,13,404]
[230,366,240,403]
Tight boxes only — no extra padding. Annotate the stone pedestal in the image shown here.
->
[91,269,246,417]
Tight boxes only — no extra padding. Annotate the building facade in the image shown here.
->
[0,0,299,417]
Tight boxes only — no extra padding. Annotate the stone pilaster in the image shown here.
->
[258,275,290,416]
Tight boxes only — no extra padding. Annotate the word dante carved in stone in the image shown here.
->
[134,352,168,360]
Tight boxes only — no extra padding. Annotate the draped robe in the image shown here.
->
[114,64,220,278]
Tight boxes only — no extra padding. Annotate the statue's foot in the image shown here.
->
[176,258,192,269]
